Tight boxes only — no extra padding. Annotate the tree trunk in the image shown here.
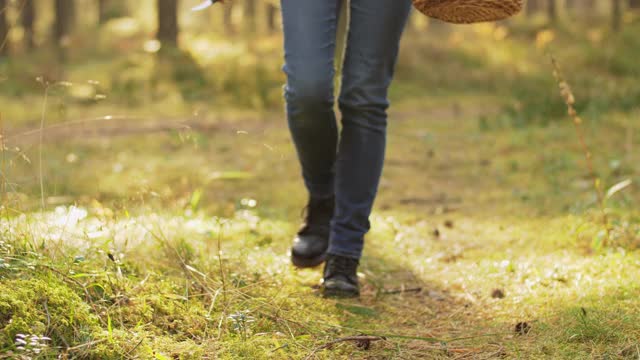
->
[548,0,558,22]
[156,0,179,47]
[22,0,36,50]
[584,0,597,12]
[98,0,109,24]
[630,0,640,9]
[245,0,256,33]
[566,0,596,17]
[266,3,277,33]
[0,0,8,56]
[526,0,542,16]
[612,0,622,31]
[223,2,234,35]
[54,0,74,46]
[565,0,577,16]
[98,0,128,23]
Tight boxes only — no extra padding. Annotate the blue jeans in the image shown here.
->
[281,0,412,260]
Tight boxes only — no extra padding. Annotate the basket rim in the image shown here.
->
[413,0,524,24]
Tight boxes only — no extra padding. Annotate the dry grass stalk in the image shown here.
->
[550,55,611,246]
[0,112,5,205]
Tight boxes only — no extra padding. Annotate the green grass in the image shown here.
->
[2,20,640,360]
[2,98,639,358]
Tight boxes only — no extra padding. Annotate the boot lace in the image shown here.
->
[327,256,357,277]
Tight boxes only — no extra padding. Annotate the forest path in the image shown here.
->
[5,98,639,359]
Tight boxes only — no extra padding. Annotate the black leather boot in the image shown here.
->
[291,196,334,268]
[322,254,360,298]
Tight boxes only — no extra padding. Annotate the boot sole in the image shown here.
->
[322,287,360,299]
[291,252,327,268]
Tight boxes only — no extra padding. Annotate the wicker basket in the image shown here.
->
[413,0,523,24]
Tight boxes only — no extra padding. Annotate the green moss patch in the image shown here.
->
[0,277,100,353]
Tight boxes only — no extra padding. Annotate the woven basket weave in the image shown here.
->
[413,0,523,24]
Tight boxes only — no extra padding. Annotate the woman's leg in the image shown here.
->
[281,0,342,268]
[281,0,341,199]
[328,0,412,260]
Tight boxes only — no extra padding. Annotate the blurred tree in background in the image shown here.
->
[157,0,178,46]
[223,1,234,34]
[245,0,256,33]
[54,0,74,46]
[549,0,558,21]
[21,0,35,50]
[0,0,635,57]
[266,1,277,33]
[0,0,636,114]
[0,0,8,56]
[98,0,109,24]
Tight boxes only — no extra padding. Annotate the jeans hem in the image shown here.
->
[305,182,335,199]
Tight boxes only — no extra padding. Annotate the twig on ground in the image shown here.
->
[125,338,145,358]
[271,343,289,353]
[43,299,51,331]
[304,336,386,359]
[215,219,228,308]
[65,338,107,353]
[38,84,49,210]
[382,287,423,295]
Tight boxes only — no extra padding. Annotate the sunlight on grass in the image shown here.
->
[185,36,247,64]
[3,98,639,357]
[2,12,640,359]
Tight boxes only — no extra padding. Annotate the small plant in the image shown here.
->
[0,239,10,254]
[550,56,632,248]
[14,334,51,357]
[564,308,621,344]
[227,310,255,341]
[0,239,11,276]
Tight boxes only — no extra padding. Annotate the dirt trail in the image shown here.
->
[5,104,497,147]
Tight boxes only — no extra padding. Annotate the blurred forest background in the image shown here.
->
[1,1,640,359]
[0,0,638,118]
